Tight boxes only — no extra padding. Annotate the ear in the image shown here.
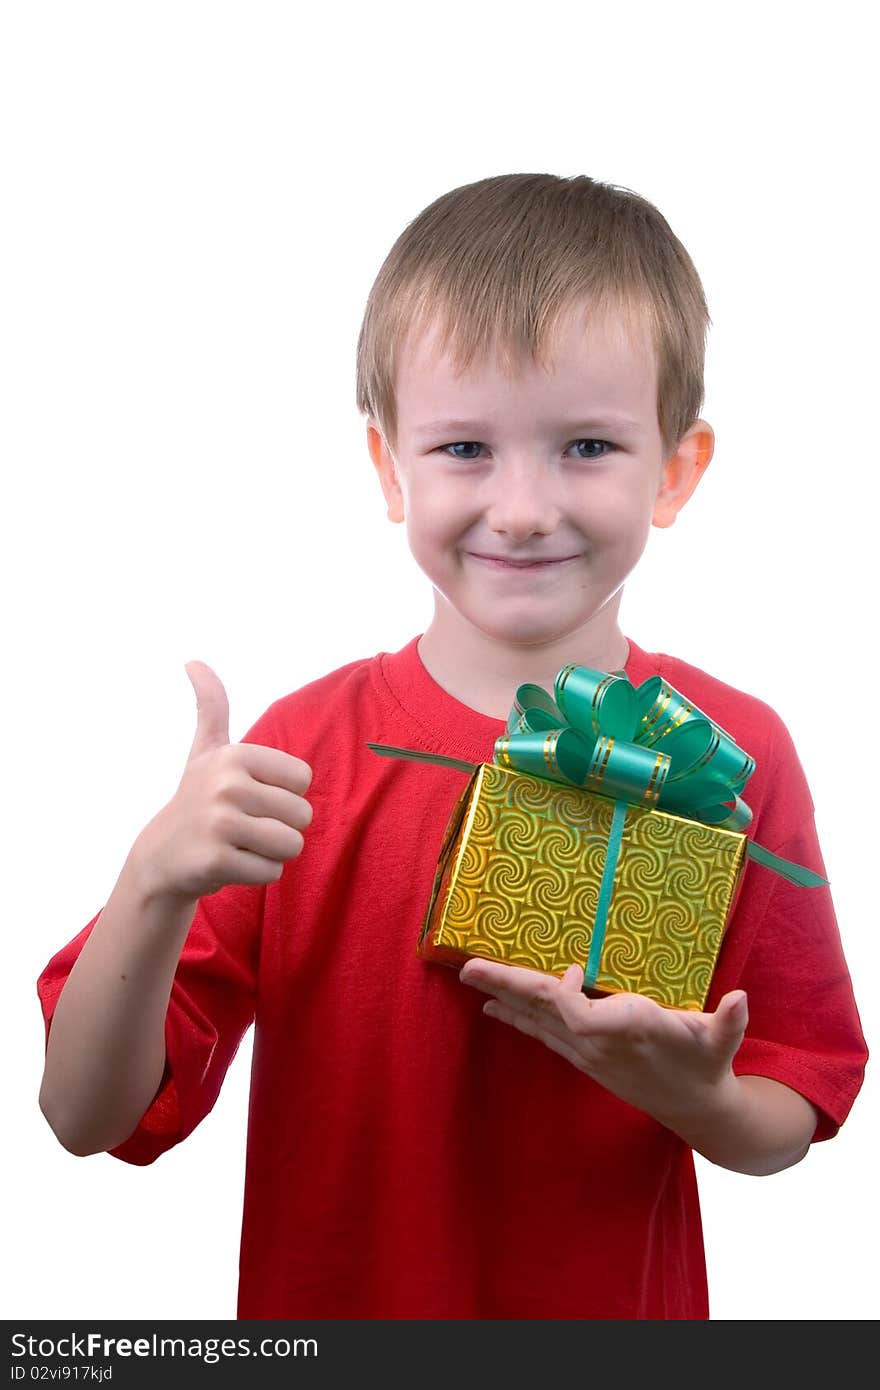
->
[652,419,714,529]
[367,421,405,523]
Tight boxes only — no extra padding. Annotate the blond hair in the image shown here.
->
[355,173,710,458]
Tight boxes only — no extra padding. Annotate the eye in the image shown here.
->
[440,438,614,462]
[570,439,613,460]
[443,441,484,461]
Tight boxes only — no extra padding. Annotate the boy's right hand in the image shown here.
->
[133,661,313,904]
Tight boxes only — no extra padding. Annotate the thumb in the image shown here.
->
[184,660,230,758]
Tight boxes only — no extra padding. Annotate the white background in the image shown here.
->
[2,0,877,1323]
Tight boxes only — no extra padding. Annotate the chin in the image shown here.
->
[474,619,583,649]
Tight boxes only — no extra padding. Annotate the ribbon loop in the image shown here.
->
[555,663,639,739]
[495,664,756,832]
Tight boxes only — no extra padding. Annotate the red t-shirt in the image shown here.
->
[37,636,867,1319]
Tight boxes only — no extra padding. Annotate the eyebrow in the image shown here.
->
[413,416,643,435]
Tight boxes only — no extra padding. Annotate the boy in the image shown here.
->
[37,173,867,1320]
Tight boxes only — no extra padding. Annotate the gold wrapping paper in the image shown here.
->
[418,763,747,1010]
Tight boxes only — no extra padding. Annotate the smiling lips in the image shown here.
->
[467,553,578,569]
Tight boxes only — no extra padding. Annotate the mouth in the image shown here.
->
[466,553,580,571]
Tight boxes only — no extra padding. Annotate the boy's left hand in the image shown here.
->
[459,957,749,1126]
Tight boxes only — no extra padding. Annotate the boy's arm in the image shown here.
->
[460,960,820,1177]
[39,844,198,1157]
[648,1071,818,1176]
[39,661,313,1159]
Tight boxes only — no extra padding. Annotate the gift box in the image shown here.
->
[416,760,747,1010]
[369,661,826,1012]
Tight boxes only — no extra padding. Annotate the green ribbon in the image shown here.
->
[496,662,755,830]
[367,662,828,992]
[585,799,628,989]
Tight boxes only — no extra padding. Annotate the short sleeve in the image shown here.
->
[38,881,265,1165]
[36,700,284,1165]
[707,714,868,1141]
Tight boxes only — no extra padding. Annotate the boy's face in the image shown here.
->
[369,301,710,656]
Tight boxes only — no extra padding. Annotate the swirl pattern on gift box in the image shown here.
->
[568,876,601,924]
[482,851,532,899]
[529,863,573,913]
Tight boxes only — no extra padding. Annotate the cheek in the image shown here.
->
[405,473,473,532]
[576,480,654,540]
[401,484,453,557]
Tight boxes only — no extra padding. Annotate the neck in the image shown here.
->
[417,597,630,720]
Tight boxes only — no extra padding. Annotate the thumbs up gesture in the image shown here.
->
[134,661,314,904]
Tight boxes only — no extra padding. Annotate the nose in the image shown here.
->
[484,458,563,540]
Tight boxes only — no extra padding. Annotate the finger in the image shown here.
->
[225,776,314,830]
[483,999,594,1073]
[559,962,587,995]
[459,958,559,1001]
[185,660,230,758]
[553,986,663,1040]
[211,846,290,887]
[238,743,314,795]
[709,990,749,1052]
[486,988,578,1048]
[463,959,602,1037]
[226,813,305,863]
[551,963,604,1031]
[459,958,516,992]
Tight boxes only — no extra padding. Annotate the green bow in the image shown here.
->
[496,662,756,832]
